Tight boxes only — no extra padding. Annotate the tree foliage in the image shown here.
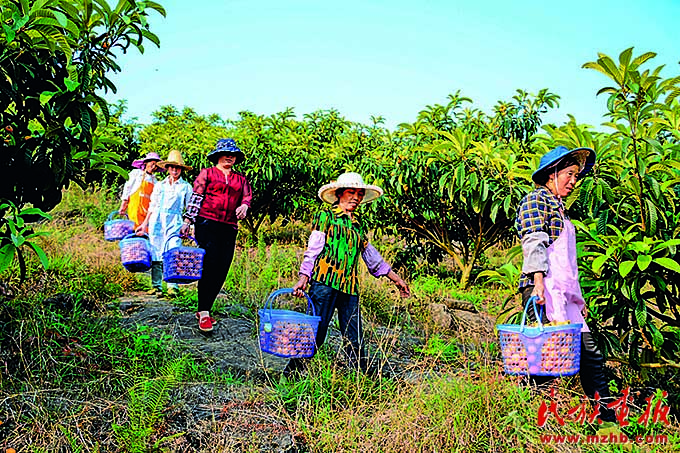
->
[365,90,556,288]
[1,0,164,279]
[572,48,680,367]
[138,105,229,174]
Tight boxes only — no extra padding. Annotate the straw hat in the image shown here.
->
[131,152,161,169]
[157,150,193,171]
[318,172,384,205]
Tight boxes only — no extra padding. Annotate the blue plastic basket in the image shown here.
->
[119,233,152,273]
[104,211,134,241]
[497,297,582,376]
[258,288,321,359]
[162,234,205,284]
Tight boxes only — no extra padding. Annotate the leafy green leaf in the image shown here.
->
[27,242,49,270]
[592,254,609,275]
[40,90,56,104]
[0,244,16,273]
[654,257,680,274]
[619,260,635,278]
[64,77,79,91]
[637,254,652,271]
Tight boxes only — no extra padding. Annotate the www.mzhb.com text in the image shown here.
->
[541,433,668,445]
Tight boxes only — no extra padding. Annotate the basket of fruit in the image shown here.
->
[258,288,321,359]
[162,234,205,284]
[104,211,134,241]
[497,297,581,376]
[119,233,152,273]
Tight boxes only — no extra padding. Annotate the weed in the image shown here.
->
[416,334,462,364]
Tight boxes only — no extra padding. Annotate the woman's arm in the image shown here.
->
[292,230,326,297]
[361,243,391,277]
[362,242,410,297]
[517,190,551,303]
[180,170,207,235]
[235,175,252,219]
[119,170,140,214]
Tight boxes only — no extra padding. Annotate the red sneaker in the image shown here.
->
[197,313,214,332]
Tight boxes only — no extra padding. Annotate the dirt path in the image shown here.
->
[115,291,496,451]
[117,291,430,380]
[119,292,289,379]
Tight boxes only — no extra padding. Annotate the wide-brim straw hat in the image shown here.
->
[207,138,245,165]
[157,150,193,171]
[318,172,384,205]
[131,152,161,169]
[532,145,596,184]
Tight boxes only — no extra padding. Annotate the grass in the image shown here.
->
[1,185,679,452]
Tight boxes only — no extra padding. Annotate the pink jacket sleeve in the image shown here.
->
[362,243,391,277]
[299,230,326,277]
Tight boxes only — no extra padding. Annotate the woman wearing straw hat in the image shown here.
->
[136,150,193,297]
[180,138,252,332]
[285,172,410,375]
[516,145,615,422]
[119,152,163,228]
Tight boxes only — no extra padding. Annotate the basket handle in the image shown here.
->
[263,288,316,317]
[520,296,544,333]
[107,210,129,221]
[163,233,198,252]
[123,232,149,240]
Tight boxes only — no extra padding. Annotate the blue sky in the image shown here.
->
[108,0,680,129]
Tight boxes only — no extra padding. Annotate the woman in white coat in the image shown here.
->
[136,150,193,297]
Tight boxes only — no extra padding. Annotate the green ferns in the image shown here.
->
[113,357,186,453]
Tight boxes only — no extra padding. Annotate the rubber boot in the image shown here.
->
[151,261,163,292]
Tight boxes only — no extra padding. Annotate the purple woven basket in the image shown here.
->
[119,233,152,273]
[497,297,581,376]
[258,288,321,359]
[104,211,134,241]
[162,234,205,284]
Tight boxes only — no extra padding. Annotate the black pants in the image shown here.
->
[521,287,615,422]
[194,217,237,313]
[285,281,366,374]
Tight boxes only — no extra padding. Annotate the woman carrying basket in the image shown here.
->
[286,172,410,375]
[516,145,615,422]
[180,139,252,332]
[119,152,162,228]
[136,150,193,297]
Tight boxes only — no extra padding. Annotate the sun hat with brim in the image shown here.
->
[318,172,384,205]
[532,145,596,184]
[207,138,245,165]
[131,152,162,169]
[157,150,193,171]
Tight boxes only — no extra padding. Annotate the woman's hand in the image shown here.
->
[235,204,248,220]
[394,278,411,298]
[387,270,411,298]
[292,275,310,298]
[531,272,546,305]
[179,222,192,238]
[135,222,147,236]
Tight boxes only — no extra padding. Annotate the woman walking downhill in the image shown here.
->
[516,145,615,423]
[285,172,410,376]
[180,139,252,332]
[136,150,193,297]
[119,152,162,228]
